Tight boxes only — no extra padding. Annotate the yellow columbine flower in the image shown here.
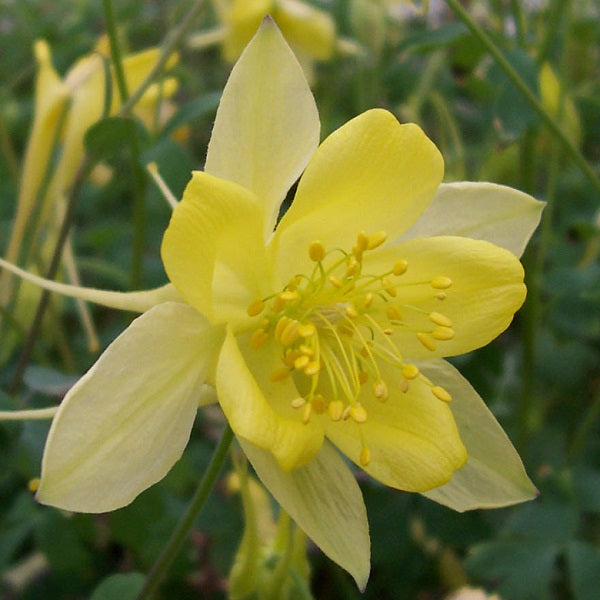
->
[24,20,543,587]
[198,0,334,77]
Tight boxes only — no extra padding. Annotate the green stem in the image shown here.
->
[102,0,129,103]
[536,0,568,65]
[9,157,94,392]
[568,388,600,464]
[119,0,206,116]
[445,0,600,196]
[129,127,146,289]
[135,425,234,600]
[509,0,527,47]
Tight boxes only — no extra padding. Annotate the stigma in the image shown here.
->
[246,231,455,467]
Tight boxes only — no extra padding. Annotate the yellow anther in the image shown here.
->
[360,447,371,466]
[345,304,359,318]
[280,319,301,346]
[436,292,447,301]
[432,385,452,402]
[304,361,321,376]
[291,397,306,409]
[417,332,437,352]
[383,328,394,335]
[284,349,301,367]
[329,275,343,288]
[308,240,326,262]
[364,292,374,308]
[302,402,313,424]
[356,231,369,252]
[294,355,310,370]
[382,277,397,297]
[393,259,408,276]
[246,298,265,317]
[275,316,290,340]
[366,230,387,250]
[272,295,286,312]
[358,371,369,385]
[270,367,292,382]
[28,478,40,493]
[432,326,455,341]
[250,328,269,349]
[298,323,315,338]
[312,394,326,414]
[279,289,299,302]
[399,379,409,393]
[328,400,344,421]
[402,364,419,380]
[431,276,453,289]
[299,344,314,356]
[373,380,388,401]
[345,256,360,277]
[349,404,368,423]
[429,312,453,327]
[386,306,403,322]
[342,405,352,420]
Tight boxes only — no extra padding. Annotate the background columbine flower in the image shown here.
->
[9,20,544,587]
[0,36,178,362]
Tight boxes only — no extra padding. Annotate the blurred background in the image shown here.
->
[1,0,599,598]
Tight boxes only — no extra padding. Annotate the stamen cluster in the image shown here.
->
[247,231,456,466]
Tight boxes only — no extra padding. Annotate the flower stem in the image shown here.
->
[135,424,234,600]
[444,0,600,197]
[119,0,206,116]
[102,0,129,103]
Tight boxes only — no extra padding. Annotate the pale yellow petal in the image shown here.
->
[37,303,225,512]
[241,438,370,590]
[322,360,466,492]
[216,328,324,471]
[363,236,526,358]
[206,18,320,235]
[0,257,181,312]
[161,171,269,325]
[399,182,544,258]
[3,41,68,267]
[272,109,443,280]
[420,359,537,511]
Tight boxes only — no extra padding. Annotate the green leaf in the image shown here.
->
[89,573,146,600]
[420,360,538,511]
[240,439,370,591]
[23,365,79,397]
[466,541,559,600]
[505,503,578,543]
[567,541,600,600]
[161,91,221,138]
[84,116,137,161]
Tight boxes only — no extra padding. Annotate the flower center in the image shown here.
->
[246,231,455,467]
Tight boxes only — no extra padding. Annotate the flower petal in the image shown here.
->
[216,328,324,471]
[272,109,443,280]
[398,182,544,258]
[322,360,466,492]
[363,236,526,358]
[0,257,181,312]
[37,303,224,512]
[206,18,320,235]
[2,41,68,268]
[420,359,538,511]
[161,171,269,325]
[240,438,370,590]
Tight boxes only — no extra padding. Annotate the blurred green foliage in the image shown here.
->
[1,0,599,598]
